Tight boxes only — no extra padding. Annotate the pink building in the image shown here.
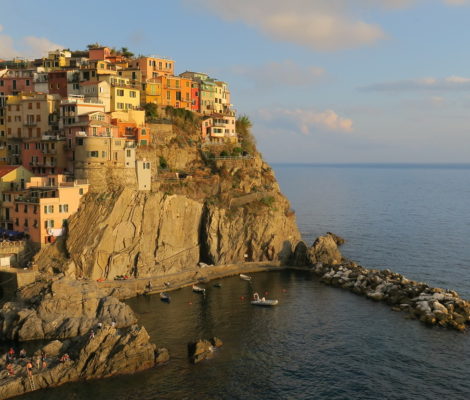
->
[21,138,68,176]
[0,69,35,95]
[10,174,89,245]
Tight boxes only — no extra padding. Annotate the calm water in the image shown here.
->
[19,164,470,400]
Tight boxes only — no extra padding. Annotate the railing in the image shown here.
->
[24,121,37,127]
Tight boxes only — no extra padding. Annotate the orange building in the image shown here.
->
[9,174,89,245]
[143,76,192,110]
[130,56,175,80]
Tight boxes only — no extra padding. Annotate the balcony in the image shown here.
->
[24,121,37,127]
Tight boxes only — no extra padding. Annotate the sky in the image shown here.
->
[1,0,470,163]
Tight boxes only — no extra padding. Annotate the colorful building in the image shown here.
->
[130,56,175,80]
[100,76,140,112]
[21,138,68,176]
[7,174,89,244]
[5,93,60,140]
[201,114,237,143]
[0,69,35,96]
[59,96,106,129]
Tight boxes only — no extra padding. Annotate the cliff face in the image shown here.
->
[36,123,300,279]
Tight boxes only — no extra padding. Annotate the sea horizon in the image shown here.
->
[271,162,470,170]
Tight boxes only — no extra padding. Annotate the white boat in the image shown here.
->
[192,285,206,294]
[160,292,171,302]
[251,292,278,307]
[239,274,252,281]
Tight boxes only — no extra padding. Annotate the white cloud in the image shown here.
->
[188,0,386,51]
[187,0,469,51]
[0,25,62,59]
[360,76,470,92]
[257,107,353,134]
[232,60,325,89]
[22,36,63,58]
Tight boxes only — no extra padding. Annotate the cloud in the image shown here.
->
[257,107,353,135]
[0,25,62,59]
[188,0,386,51]
[232,60,325,89]
[22,36,63,58]
[360,76,470,92]
[443,0,470,5]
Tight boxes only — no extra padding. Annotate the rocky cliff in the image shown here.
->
[35,122,300,280]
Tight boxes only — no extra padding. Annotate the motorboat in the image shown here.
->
[160,292,171,302]
[192,285,206,294]
[213,282,222,288]
[251,292,278,307]
[239,274,252,281]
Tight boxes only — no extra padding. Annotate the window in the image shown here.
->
[101,151,106,157]
[24,205,27,213]
[79,188,84,195]
[28,103,33,109]
[24,143,30,150]
[33,219,38,228]
[45,220,54,228]
[59,204,69,213]
[88,151,99,157]
[126,149,131,157]
[36,102,40,109]
[24,219,28,227]
[130,91,136,98]
[117,89,124,96]
[44,205,54,214]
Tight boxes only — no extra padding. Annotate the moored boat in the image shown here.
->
[192,285,206,294]
[251,292,278,306]
[239,274,252,281]
[160,292,171,302]
[213,282,222,288]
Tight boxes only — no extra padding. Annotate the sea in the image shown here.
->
[18,164,470,400]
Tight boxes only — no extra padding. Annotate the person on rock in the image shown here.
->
[26,361,33,377]
[89,329,95,340]
[7,348,15,361]
[59,353,70,363]
[6,363,15,376]
[35,356,41,370]
[19,349,27,359]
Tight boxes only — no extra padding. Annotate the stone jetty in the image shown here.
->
[292,233,470,331]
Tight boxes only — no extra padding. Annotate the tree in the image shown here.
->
[143,103,159,121]
[236,115,256,154]
[86,43,101,50]
[120,47,134,59]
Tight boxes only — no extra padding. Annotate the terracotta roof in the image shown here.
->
[0,165,19,178]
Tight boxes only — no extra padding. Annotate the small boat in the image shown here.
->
[251,292,278,307]
[192,285,206,294]
[239,274,252,281]
[213,282,222,288]
[160,292,171,302]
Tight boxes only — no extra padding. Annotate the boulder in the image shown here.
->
[188,338,220,364]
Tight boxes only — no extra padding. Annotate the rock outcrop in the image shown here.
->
[301,233,470,331]
[0,277,166,399]
[188,337,223,364]
[34,136,300,280]
[0,277,136,341]
[0,325,166,400]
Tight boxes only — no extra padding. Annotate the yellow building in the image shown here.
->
[42,50,72,70]
[100,76,140,112]
[5,93,60,140]
[142,79,162,105]
[0,165,34,194]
